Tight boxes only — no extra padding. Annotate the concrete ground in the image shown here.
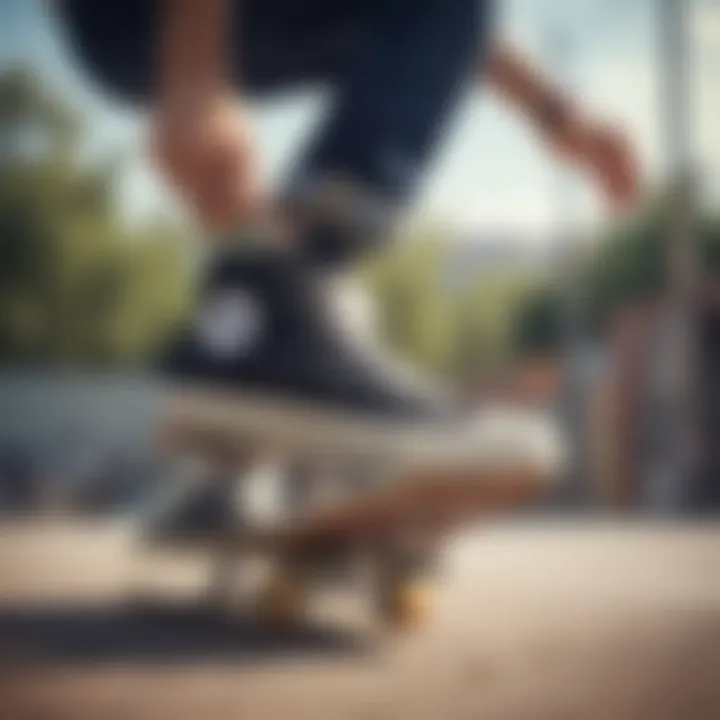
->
[0,517,718,720]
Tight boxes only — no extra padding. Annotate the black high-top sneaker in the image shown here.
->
[156,236,565,476]
[146,239,565,544]
[158,241,460,455]
[145,240,453,544]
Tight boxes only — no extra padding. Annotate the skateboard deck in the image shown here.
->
[137,392,564,629]
[147,387,564,554]
[222,465,552,554]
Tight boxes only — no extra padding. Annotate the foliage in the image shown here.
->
[363,232,537,384]
[510,199,720,358]
[367,199,720,380]
[0,67,192,367]
[4,66,717,382]
[511,283,564,359]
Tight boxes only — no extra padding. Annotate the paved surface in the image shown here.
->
[0,518,718,719]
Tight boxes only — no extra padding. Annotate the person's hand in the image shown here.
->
[151,94,264,232]
[549,116,640,211]
[578,122,640,211]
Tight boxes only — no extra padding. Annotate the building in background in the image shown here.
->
[594,285,720,513]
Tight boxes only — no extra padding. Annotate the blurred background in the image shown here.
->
[0,0,717,517]
[0,2,718,719]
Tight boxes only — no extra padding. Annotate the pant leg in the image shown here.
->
[56,0,369,105]
[58,0,489,169]
[58,0,494,264]
[56,0,158,104]
[286,0,494,264]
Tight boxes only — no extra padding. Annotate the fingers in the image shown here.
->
[189,143,263,232]
[592,130,641,211]
[150,99,265,233]
[544,117,641,211]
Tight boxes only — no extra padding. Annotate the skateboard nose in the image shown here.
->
[458,406,569,481]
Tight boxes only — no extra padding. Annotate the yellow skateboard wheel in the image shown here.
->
[379,579,434,630]
[258,570,307,629]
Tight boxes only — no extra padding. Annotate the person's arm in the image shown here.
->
[485,45,639,209]
[152,1,262,233]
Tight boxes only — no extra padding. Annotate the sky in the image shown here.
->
[0,0,718,243]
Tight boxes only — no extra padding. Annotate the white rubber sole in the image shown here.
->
[158,385,567,484]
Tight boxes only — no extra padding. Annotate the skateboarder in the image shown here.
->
[56,1,638,449]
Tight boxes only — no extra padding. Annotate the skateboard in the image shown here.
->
[134,387,565,630]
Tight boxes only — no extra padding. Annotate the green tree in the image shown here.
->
[449,271,537,383]
[364,231,538,384]
[364,232,457,377]
[584,201,720,334]
[510,200,720,358]
[510,284,564,359]
[0,67,192,366]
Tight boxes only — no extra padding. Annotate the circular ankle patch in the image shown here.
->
[195,289,265,360]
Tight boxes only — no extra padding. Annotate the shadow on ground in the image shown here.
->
[0,601,373,669]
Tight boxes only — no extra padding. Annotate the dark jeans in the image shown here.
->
[59,0,492,253]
